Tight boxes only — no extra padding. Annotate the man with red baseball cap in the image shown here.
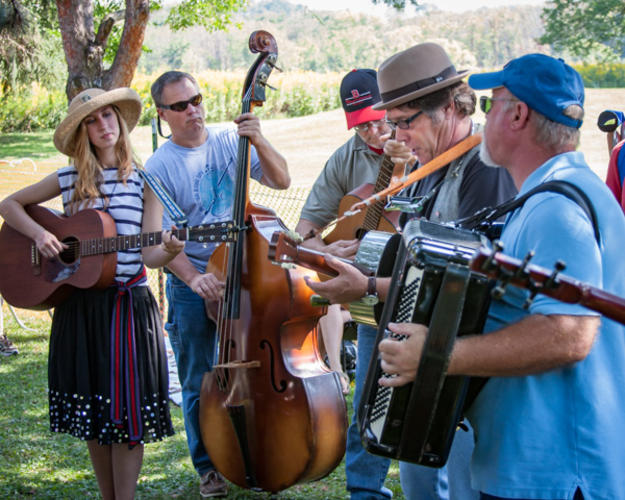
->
[295,68,392,256]
[294,69,396,500]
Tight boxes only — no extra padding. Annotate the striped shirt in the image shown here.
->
[57,165,145,283]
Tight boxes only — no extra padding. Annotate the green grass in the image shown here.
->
[0,316,404,499]
[0,131,58,159]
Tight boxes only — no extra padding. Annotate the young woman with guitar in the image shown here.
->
[0,87,183,500]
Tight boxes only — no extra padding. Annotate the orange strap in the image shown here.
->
[348,133,482,214]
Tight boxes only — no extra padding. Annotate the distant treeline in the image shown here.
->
[1,64,623,133]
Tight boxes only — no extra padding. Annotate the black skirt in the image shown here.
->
[48,285,174,445]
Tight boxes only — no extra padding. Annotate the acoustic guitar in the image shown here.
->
[0,204,233,310]
[471,247,625,325]
[323,146,402,243]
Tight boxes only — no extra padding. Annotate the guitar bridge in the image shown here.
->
[31,243,41,276]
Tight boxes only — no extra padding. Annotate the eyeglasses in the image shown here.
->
[353,120,386,132]
[385,110,424,130]
[479,96,518,114]
[158,93,203,112]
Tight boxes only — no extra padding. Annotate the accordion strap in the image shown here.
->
[399,263,471,460]
[456,180,600,243]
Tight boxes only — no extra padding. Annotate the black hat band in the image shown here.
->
[380,65,458,103]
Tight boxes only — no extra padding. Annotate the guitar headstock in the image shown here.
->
[268,230,303,266]
[470,245,568,308]
[186,221,236,244]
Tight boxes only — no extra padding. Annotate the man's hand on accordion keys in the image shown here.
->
[378,322,428,387]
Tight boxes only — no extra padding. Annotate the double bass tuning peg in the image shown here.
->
[267,60,283,72]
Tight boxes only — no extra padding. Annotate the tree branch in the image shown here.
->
[104,0,148,89]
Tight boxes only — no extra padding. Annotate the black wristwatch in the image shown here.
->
[361,276,379,306]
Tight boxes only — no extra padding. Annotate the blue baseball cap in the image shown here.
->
[468,54,584,129]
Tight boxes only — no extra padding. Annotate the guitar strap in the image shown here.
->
[456,180,600,244]
[136,168,188,228]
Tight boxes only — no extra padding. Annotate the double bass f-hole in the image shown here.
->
[260,339,288,393]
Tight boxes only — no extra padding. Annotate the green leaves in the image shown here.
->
[540,0,625,61]
[165,0,248,32]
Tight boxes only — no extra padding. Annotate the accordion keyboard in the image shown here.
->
[369,264,424,442]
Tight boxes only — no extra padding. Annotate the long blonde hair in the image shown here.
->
[68,105,141,213]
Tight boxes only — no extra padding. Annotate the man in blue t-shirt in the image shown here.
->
[145,70,289,498]
[378,55,625,499]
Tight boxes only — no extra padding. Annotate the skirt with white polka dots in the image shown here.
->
[48,285,174,445]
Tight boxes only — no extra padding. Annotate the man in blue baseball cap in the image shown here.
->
[377,53,625,499]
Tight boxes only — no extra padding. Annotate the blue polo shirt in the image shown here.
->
[467,152,625,499]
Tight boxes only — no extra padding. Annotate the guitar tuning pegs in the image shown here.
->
[491,284,507,300]
[515,250,535,278]
[523,289,539,309]
[483,240,504,271]
[544,260,566,289]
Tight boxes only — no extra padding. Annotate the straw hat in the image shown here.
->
[373,43,469,111]
[53,87,142,156]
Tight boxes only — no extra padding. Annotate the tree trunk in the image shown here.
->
[55,0,149,101]
[103,0,149,90]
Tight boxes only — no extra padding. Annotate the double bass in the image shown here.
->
[198,31,347,493]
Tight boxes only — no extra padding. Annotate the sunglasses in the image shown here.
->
[159,93,203,112]
[480,95,518,114]
[353,120,386,132]
[385,110,423,131]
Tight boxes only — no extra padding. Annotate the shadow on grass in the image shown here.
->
[0,319,404,499]
[0,131,57,159]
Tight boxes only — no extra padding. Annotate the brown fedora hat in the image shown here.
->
[373,42,469,110]
[53,87,142,157]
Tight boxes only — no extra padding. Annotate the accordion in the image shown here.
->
[359,219,492,467]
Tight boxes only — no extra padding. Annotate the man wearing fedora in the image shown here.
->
[295,68,398,499]
[305,43,516,500]
[378,53,625,499]
[145,70,290,498]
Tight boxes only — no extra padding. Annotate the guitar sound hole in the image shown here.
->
[59,237,79,264]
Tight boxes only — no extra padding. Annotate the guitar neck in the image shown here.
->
[471,250,625,326]
[362,154,396,231]
[579,287,625,325]
[531,273,625,325]
[79,224,231,257]
[270,240,372,278]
